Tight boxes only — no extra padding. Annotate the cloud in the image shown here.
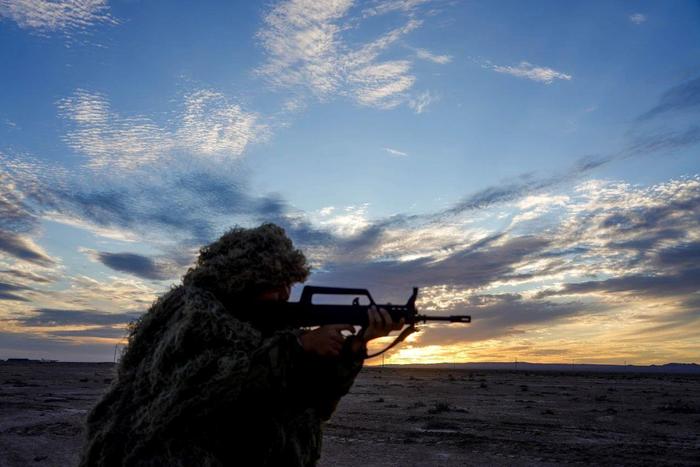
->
[484,61,572,84]
[411,295,592,346]
[256,0,430,109]
[415,48,451,64]
[638,77,700,120]
[86,251,176,281]
[49,326,129,339]
[0,268,55,284]
[342,18,423,108]
[0,274,160,320]
[0,142,289,246]
[15,307,140,327]
[0,0,117,33]
[58,90,170,169]
[293,158,605,264]
[177,90,269,156]
[0,230,54,266]
[0,172,39,233]
[5,153,700,362]
[383,147,408,157]
[305,174,700,313]
[58,89,267,169]
[349,58,417,108]
[0,282,31,301]
[436,159,601,218]
[429,119,700,222]
[1,147,273,245]
[626,126,700,155]
[362,0,433,17]
[53,275,160,313]
[314,235,550,299]
[629,13,646,25]
[529,178,700,306]
[52,65,694,251]
[536,268,700,300]
[408,90,437,114]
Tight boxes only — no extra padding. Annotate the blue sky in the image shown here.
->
[1,0,699,363]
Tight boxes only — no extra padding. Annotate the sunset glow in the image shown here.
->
[1,1,699,364]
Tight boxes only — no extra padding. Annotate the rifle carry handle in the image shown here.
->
[299,286,377,307]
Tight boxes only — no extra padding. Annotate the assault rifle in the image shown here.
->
[244,286,471,357]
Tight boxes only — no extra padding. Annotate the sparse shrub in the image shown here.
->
[403,431,419,444]
[520,385,529,392]
[373,397,384,403]
[428,402,451,414]
[658,399,699,414]
[422,420,460,431]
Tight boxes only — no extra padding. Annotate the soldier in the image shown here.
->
[79,223,399,466]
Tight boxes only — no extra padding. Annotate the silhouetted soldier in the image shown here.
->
[79,223,398,466]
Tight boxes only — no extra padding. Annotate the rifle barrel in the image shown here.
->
[416,315,471,323]
[241,302,471,328]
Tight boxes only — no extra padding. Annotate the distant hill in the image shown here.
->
[386,362,700,374]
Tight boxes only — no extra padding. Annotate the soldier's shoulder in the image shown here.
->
[161,284,221,313]
[180,286,261,335]
[140,286,225,330]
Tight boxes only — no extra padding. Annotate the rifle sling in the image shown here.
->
[366,324,417,359]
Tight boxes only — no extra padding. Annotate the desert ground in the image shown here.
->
[1,362,699,466]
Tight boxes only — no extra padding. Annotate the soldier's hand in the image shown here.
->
[299,324,355,358]
[361,305,404,343]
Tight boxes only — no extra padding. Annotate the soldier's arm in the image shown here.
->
[296,307,402,419]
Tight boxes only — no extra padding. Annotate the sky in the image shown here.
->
[1,0,699,364]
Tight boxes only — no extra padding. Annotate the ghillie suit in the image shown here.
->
[79,224,364,466]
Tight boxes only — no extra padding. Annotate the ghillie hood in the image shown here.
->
[183,223,310,301]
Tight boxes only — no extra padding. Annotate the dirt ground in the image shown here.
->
[1,363,699,466]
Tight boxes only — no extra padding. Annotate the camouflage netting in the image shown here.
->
[79,223,363,467]
[183,223,310,301]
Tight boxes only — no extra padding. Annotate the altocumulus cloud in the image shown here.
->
[0,0,117,33]
[58,89,267,169]
[256,0,442,109]
[1,152,265,244]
